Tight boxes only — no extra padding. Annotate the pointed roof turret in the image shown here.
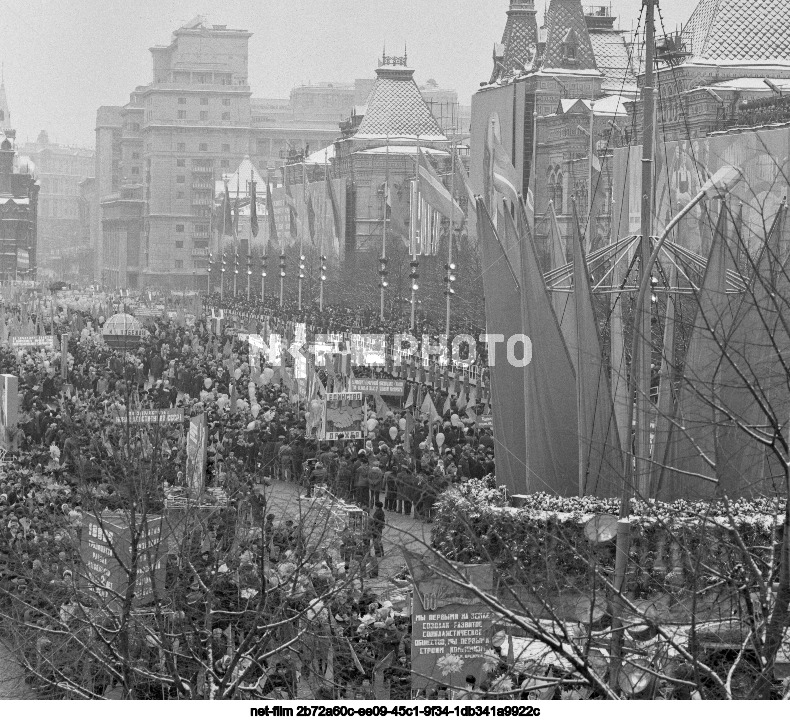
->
[542,0,598,73]
[354,53,446,141]
[490,0,539,83]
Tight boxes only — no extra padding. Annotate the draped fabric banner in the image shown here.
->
[570,212,622,498]
[513,202,579,496]
[478,203,526,494]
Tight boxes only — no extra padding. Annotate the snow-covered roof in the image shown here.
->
[303,144,337,165]
[700,77,790,93]
[215,155,267,196]
[682,0,790,66]
[354,64,447,141]
[354,146,450,157]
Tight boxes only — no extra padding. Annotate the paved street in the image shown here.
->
[263,478,433,584]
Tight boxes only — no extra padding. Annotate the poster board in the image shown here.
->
[11,335,55,349]
[112,408,185,424]
[81,513,166,608]
[185,412,208,494]
[318,391,364,440]
[406,552,494,692]
[0,374,18,451]
[350,378,406,397]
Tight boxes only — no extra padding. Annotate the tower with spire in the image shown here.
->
[0,68,10,128]
[490,0,539,84]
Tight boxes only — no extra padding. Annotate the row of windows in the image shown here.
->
[176,110,233,121]
[177,97,232,106]
[174,224,210,234]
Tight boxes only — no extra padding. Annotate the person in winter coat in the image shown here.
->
[367,460,383,507]
[354,457,370,508]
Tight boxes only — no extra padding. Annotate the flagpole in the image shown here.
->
[298,156,306,311]
[247,169,253,301]
[444,140,456,339]
[586,97,595,251]
[410,137,420,330]
[381,136,389,321]
[233,177,239,297]
[320,151,328,312]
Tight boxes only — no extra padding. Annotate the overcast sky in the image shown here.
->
[3,0,689,149]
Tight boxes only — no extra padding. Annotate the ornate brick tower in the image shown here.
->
[490,0,539,84]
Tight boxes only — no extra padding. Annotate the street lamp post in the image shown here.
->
[409,259,419,331]
[319,255,327,312]
[298,254,305,310]
[261,255,267,301]
[279,254,286,308]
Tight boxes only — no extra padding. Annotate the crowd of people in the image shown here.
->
[0,288,497,699]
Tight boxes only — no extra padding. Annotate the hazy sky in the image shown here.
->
[3,0,689,149]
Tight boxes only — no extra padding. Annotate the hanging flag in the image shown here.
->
[266,178,278,245]
[569,204,622,497]
[306,191,316,245]
[417,148,464,223]
[250,180,259,238]
[233,181,240,236]
[284,174,298,240]
[404,386,414,408]
[386,181,410,248]
[375,394,390,418]
[443,394,451,415]
[326,169,343,253]
[420,391,441,423]
[223,182,233,237]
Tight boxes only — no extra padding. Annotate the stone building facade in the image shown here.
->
[95,17,357,290]
[19,131,94,275]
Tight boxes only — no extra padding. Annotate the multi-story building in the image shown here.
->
[471,0,636,258]
[95,16,358,291]
[19,131,94,274]
[627,0,790,143]
[0,130,39,281]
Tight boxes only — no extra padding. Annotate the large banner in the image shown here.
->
[0,374,18,451]
[185,413,208,494]
[612,125,790,256]
[11,335,54,349]
[81,513,166,608]
[112,408,185,424]
[318,391,364,440]
[406,552,494,692]
[350,378,406,397]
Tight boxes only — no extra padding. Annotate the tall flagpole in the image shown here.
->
[247,168,253,301]
[586,97,595,251]
[410,136,420,330]
[279,170,285,308]
[298,156,306,310]
[611,0,657,691]
[381,136,389,321]
[233,176,239,297]
[444,139,456,339]
[320,151,328,312]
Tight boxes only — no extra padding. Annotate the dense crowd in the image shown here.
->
[0,290,496,699]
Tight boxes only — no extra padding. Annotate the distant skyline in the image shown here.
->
[3,0,688,149]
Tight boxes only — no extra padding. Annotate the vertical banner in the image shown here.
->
[61,333,70,380]
[81,513,166,608]
[186,413,208,495]
[405,551,494,693]
[0,374,18,451]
